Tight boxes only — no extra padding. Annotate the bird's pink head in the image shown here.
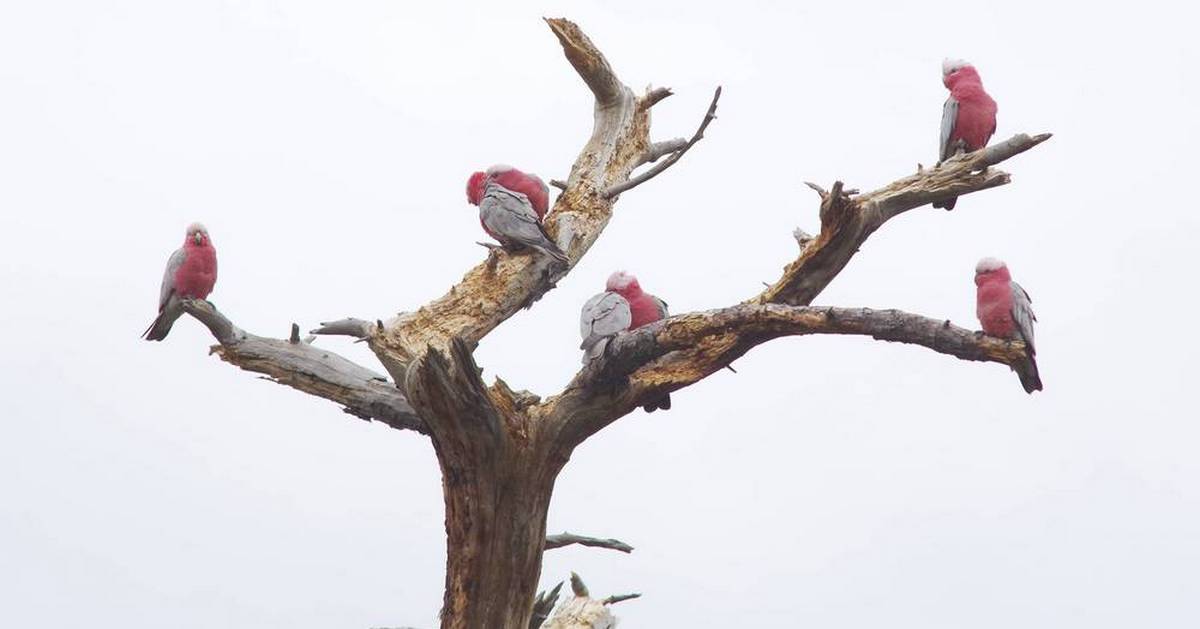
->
[974,256,1011,285]
[185,222,211,247]
[466,171,488,206]
[942,58,980,88]
[605,270,642,297]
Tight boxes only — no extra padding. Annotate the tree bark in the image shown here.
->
[403,339,569,628]
[437,447,560,628]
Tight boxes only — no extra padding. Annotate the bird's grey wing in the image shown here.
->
[652,296,669,318]
[481,187,551,247]
[579,292,631,351]
[158,247,187,310]
[1011,280,1037,353]
[939,95,959,162]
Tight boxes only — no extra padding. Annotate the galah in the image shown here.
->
[935,58,998,210]
[466,164,567,264]
[579,271,671,412]
[142,223,218,341]
[975,257,1042,393]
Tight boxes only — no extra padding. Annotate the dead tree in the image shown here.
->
[169,17,1049,629]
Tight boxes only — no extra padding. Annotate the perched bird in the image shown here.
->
[579,271,671,412]
[143,223,218,341]
[935,58,998,210]
[975,257,1042,393]
[466,165,567,264]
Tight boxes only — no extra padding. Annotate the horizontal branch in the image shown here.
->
[545,304,1034,446]
[180,300,426,434]
[756,132,1051,307]
[545,532,634,553]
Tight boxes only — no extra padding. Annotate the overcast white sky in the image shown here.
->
[2,1,1198,627]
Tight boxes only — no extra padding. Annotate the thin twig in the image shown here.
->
[545,532,634,553]
[602,593,642,605]
[603,86,722,198]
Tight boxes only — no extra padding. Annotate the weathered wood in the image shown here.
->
[757,133,1050,308]
[539,573,632,629]
[402,339,563,628]
[530,581,564,629]
[310,317,376,339]
[544,305,1037,447]
[545,533,634,554]
[181,300,425,433]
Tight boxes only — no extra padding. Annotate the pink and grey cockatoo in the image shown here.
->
[935,58,998,210]
[975,257,1042,393]
[142,223,218,341]
[579,271,671,412]
[466,164,567,264]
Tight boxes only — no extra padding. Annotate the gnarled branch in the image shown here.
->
[544,305,1035,447]
[180,300,425,434]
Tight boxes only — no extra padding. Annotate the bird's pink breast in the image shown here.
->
[951,86,997,151]
[977,281,1015,338]
[174,244,217,299]
[628,294,664,329]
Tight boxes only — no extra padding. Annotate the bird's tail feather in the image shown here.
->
[143,302,182,341]
[536,242,569,265]
[582,337,609,364]
[142,312,175,341]
[1019,357,1043,394]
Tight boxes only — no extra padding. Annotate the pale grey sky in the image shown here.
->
[2,1,1197,627]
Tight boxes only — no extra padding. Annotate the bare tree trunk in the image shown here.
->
[437,448,560,629]
[402,338,567,628]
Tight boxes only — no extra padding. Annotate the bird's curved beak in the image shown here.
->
[194,233,203,245]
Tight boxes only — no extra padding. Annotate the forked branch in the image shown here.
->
[605,86,722,198]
